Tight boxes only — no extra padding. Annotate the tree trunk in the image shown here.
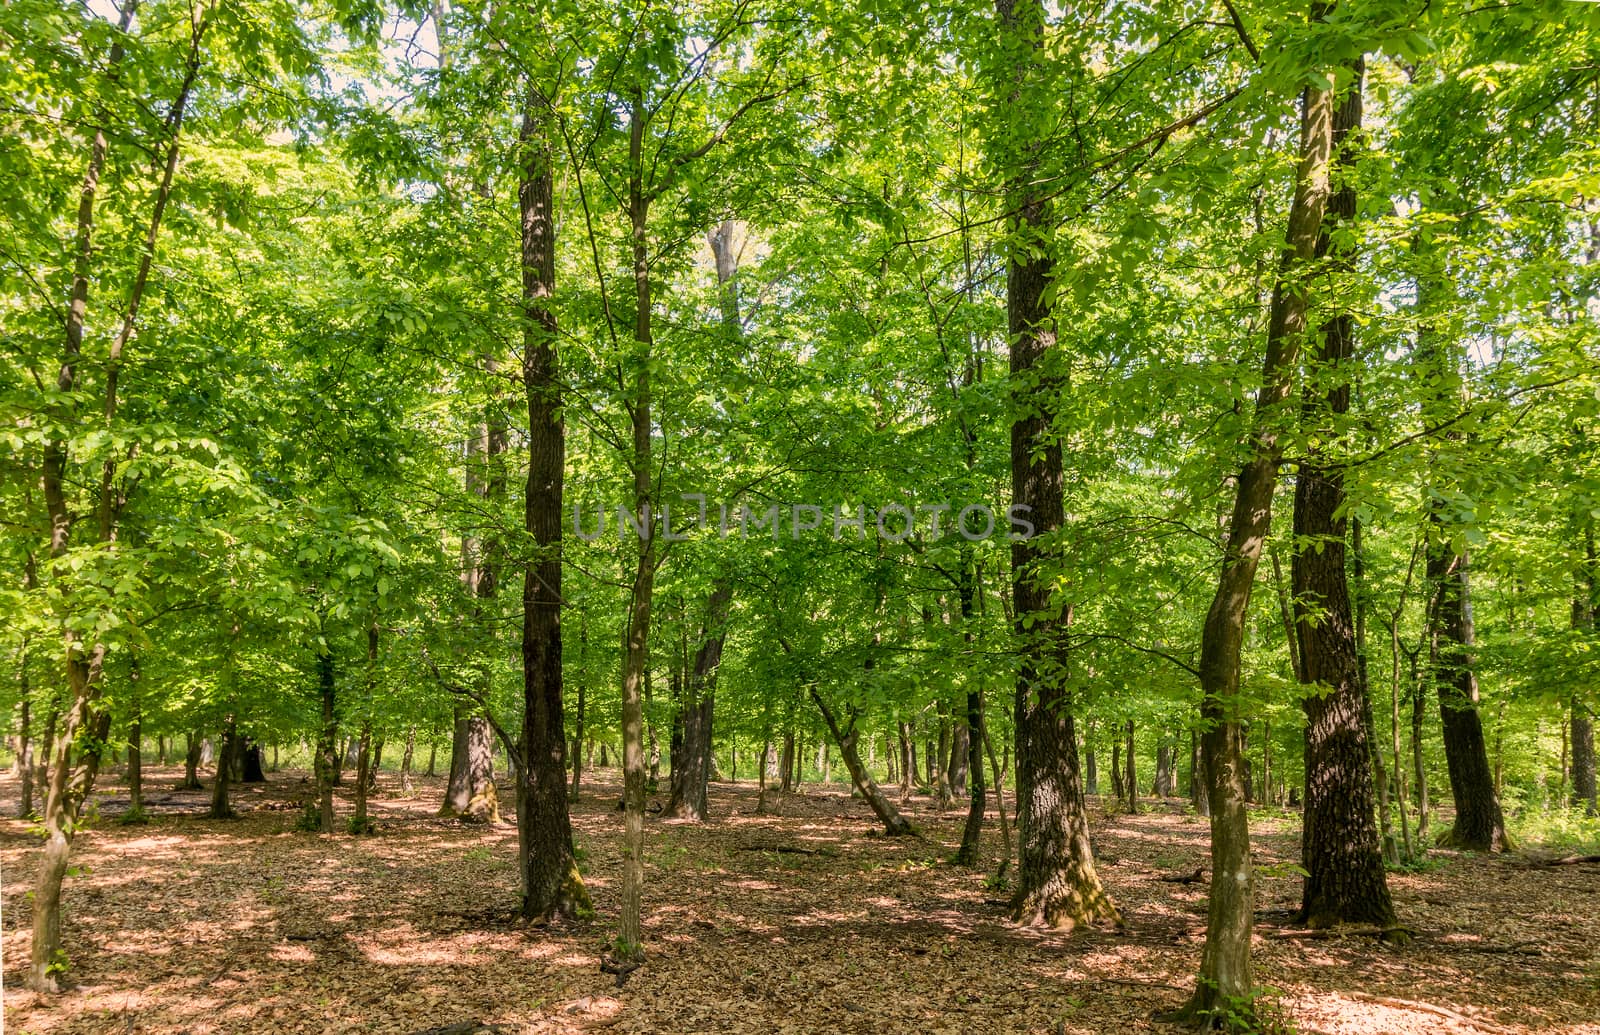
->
[240,741,265,783]
[612,86,655,965]
[994,0,1119,934]
[352,721,374,833]
[811,689,915,836]
[125,661,144,818]
[182,729,202,790]
[897,721,915,801]
[1289,60,1394,926]
[314,652,338,833]
[209,717,237,819]
[1112,735,1125,802]
[1572,527,1598,816]
[1173,53,1338,1024]
[516,77,589,922]
[1190,728,1210,818]
[1124,720,1139,814]
[664,582,732,821]
[440,711,496,819]
[400,727,416,795]
[1427,548,1508,850]
[18,699,33,818]
[1083,719,1098,796]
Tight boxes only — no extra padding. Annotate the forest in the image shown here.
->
[3,0,1600,1031]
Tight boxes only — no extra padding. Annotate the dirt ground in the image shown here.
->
[2,766,1597,1034]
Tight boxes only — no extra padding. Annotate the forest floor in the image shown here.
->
[2,766,1598,1035]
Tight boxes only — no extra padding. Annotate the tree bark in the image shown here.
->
[400,727,416,795]
[1173,50,1337,1024]
[1124,720,1139,814]
[209,716,237,819]
[996,0,1119,934]
[1426,544,1507,850]
[514,78,589,922]
[314,652,338,832]
[664,581,732,821]
[1572,526,1598,816]
[1290,60,1394,926]
[811,689,915,836]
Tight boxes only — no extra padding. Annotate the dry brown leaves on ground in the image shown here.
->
[2,768,1598,1034]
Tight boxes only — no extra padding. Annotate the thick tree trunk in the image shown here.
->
[209,717,237,819]
[1427,548,1508,851]
[516,78,590,922]
[440,712,496,819]
[1173,58,1337,1025]
[996,0,1118,934]
[182,729,202,790]
[1290,61,1394,926]
[778,731,796,794]
[240,741,265,783]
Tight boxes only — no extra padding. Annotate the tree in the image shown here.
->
[1290,57,1394,928]
[993,0,1118,932]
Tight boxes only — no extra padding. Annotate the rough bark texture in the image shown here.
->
[1174,61,1337,1025]
[516,79,590,922]
[996,0,1119,935]
[1290,60,1394,927]
[1427,548,1508,851]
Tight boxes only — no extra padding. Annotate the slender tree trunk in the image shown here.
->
[1084,719,1098,796]
[399,727,416,794]
[1124,720,1139,814]
[1572,526,1598,815]
[18,699,34,818]
[126,682,143,819]
[352,722,373,833]
[898,721,914,801]
[1173,51,1338,1024]
[811,689,915,836]
[1112,735,1125,802]
[611,86,656,965]
[315,651,338,833]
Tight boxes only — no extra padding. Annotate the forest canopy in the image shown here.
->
[3,0,1600,1030]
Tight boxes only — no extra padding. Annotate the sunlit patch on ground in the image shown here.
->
[3,767,1599,1033]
